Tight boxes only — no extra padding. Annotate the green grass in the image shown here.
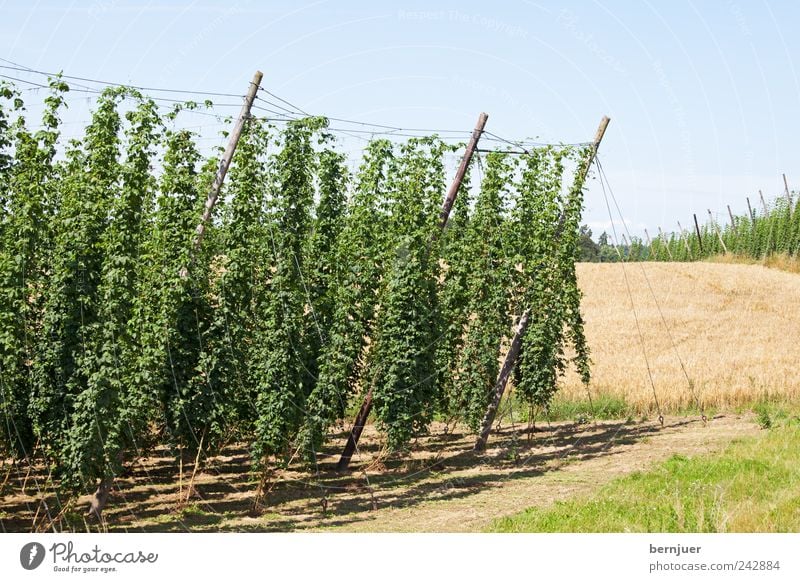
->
[504,394,634,424]
[489,416,800,532]
[150,503,223,526]
[546,394,632,421]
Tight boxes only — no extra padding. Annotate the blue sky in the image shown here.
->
[2,0,799,237]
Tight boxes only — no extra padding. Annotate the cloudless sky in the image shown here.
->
[2,0,799,237]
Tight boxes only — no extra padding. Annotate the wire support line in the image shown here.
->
[481,132,592,150]
[253,94,304,118]
[0,74,51,90]
[482,130,531,154]
[596,162,663,424]
[4,60,593,147]
[0,72,246,115]
[595,156,704,420]
[257,85,309,117]
[0,63,245,98]
[257,87,478,135]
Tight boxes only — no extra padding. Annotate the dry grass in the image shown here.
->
[559,262,800,412]
[706,252,800,274]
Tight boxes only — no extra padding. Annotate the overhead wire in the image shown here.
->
[0,63,244,98]
[595,156,705,421]
[2,61,595,158]
[596,157,663,425]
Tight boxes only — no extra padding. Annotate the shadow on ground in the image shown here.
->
[0,416,702,532]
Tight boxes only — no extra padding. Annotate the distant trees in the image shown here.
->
[578,225,599,261]
[577,227,623,262]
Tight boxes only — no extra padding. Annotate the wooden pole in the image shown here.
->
[784,173,792,206]
[474,309,530,452]
[708,209,728,254]
[644,228,655,260]
[621,233,634,259]
[727,205,736,231]
[581,116,610,182]
[336,390,373,472]
[677,221,692,257]
[658,227,674,260]
[746,197,755,223]
[181,70,263,278]
[440,112,488,228]
[759,190,768,215]
[693,213,704,253]
[337,112,490,472]
[473,115,610,453]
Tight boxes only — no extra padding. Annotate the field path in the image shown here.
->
[0,399,762,533]
[306,414,758,532]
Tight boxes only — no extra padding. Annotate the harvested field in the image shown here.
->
[561,262,800,411]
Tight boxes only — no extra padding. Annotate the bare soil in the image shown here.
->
[0,413,759,532]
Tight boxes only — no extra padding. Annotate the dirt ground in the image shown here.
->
[0,413,759,532]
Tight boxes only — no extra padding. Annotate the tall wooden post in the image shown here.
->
[336,112,489,472]
[658,227,673,260]
[677,221,692,257]
[784,174,792,205]
[727,205,736,230]
[746,197,755,223]
[474,310,530,452]
[708,209,728,254]
[473,115,610,453]
[644,228,656,260]
[759,190,769,215]
[440,112,488,228]
[181,70,263,277]
[693,213,704,253]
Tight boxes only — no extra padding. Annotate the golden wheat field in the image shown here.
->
[559,261,800,411]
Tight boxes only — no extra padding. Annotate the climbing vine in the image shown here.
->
[0,77,593,511]
[368,136,448,450]
[449,152,515,430]
[250,116,327,464]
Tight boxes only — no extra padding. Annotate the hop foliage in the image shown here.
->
[606,191,800,263]
[445,152,513,430]
[0,78,593,499]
